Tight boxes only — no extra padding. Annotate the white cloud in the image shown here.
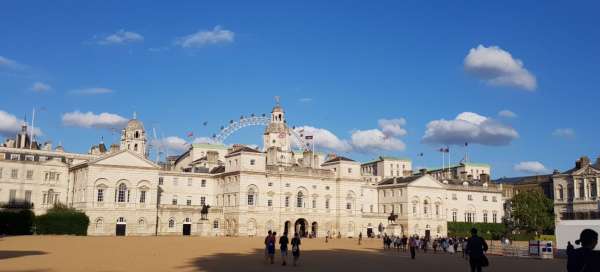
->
[514,161,549,174]
[192,137,213,144]
[69,87,114,95]
[378,118,407,137]
[294,126,352,152]
[552,128,575,139]
[62,111,128,129]
[175,26,234,48]
[0,110,42,137]
[98,30,144,45]
[350,129,406,151]
[422,112,519,146]
[152,136,189,153]
[0,55,25,70]
[464,45,537,91]
[31,82,52,93]
[498,109,517,118]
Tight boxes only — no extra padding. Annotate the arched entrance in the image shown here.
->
[116,217,126,236]
[283,221,291,235]
[311,222,318,238]
[182,218,192,236]
[294,218,308,237]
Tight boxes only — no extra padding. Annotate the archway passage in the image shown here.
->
[294,218,308,237]
[183,224,191,236]
[284,221,291,235]
[116,217,126,236]
[311,222,318,238]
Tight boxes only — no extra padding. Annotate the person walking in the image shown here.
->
[326,231,330,243]
[264,230,272,263]
[279,232,290,266]
[567,229,599,272]
[409,236,417,260]
[291,233,302,266]
[465,228,489,272]
[267,232,277,264]
[358,232,363,245]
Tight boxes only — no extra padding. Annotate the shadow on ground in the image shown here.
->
[180,248,566,272]
[0,250,47,260]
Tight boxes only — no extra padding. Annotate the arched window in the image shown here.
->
[95,218,104,232]
[557,185,564,200]
[134,144,138,151]
[590,180,598,198]
[168,218,175,228]
[297,192,304,208]
[117,183,128,203]
[135,131,140,138]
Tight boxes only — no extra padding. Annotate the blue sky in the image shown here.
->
[1,1,599,178]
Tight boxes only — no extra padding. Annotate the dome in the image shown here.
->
[126,119,144,130]
[272,105,283,113]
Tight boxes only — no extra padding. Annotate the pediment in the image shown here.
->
[90,151,159,169]
[572,165,600,176]
[407,175,445,189]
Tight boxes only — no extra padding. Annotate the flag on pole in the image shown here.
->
[186,131,194,138]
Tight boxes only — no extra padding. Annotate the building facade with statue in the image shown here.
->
[0,102,503,238]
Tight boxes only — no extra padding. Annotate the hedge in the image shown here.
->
[0,209,35,235]
[35,205,89,236]
[447,222,506,240]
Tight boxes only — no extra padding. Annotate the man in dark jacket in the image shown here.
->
[466,228,488,272]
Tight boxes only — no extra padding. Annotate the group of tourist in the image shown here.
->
[379,228,489,271]
[264,230,301,266]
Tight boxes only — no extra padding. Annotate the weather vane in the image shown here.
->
[274,95,280,106]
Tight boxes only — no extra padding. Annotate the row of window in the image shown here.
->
[158,177,207,187]
[97,184,147,204]
[7,189,58,205]
[246,194,352,210]
[452,193,497,202]
[556,180,599,201]
[451,211,499,223]
[170,196,207,206]
[0,168,61,182]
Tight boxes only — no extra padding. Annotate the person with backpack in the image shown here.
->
[267,231,276,264]
[465,228,489,272]
[291,233,302,266]
[279,232,290,266]
[264,231,272,263]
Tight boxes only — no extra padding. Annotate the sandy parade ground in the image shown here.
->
[0,236,565,272]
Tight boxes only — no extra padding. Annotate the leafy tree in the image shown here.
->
[511,190,554,235]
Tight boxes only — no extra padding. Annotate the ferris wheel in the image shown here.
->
[210,114,311,151]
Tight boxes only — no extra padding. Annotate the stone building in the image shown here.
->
[0,102,504,238]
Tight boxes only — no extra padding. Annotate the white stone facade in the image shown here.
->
[0,103,504,238]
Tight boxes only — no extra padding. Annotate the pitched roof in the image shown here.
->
[209,165,225,174]
[378,175,423,185]
[492,174,552,184]
[323,156,355,164]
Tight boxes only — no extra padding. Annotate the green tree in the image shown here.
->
[511,190,554,235]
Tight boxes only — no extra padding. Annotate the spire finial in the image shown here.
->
[274,96,280,106]
[133,111,137,119]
